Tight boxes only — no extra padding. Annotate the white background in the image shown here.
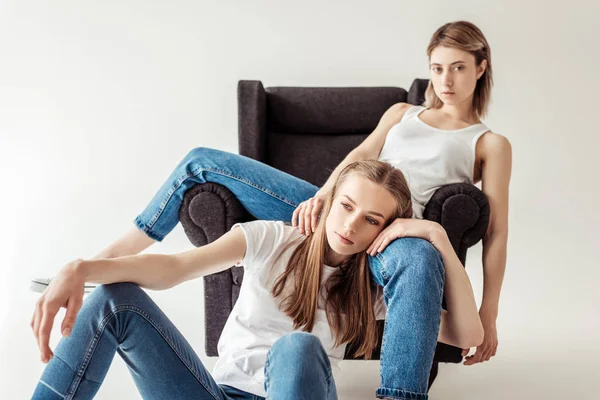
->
[1,1,599,399]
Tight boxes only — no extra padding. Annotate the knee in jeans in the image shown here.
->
[385,237,445,277]
[88,282,144,308]
[185,146,207,161]
[184,146,222,163]
[270,332,323,361]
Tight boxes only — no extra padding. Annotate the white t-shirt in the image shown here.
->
[211,220,387,397]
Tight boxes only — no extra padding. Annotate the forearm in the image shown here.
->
[77,254,180,291]
[432,231,484,343]
[480,232,508,317]
[79,228,247,292]
[316,149,368,196]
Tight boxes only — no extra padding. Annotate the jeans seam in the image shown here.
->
[66,304,221,400]
[146,166,299,231]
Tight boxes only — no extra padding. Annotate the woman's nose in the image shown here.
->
[344,215,358,232]
[442,74,453,87]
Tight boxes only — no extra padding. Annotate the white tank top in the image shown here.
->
[378,105,490,219]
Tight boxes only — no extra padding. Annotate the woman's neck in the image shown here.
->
[324,246,350,267]
[437,96,480,124]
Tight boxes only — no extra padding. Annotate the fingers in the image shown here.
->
[31,301,39,333]
[464,349,484,365]
[297,203,306,234]
[377,237,392,253]
[292,206,299,227]
[368,235,384,256]
[32,299,42,352]
[368,231,396,256]
[32,296,59,363]
[61,296,82,337]
[38,308,57,363]
[367,239,378,256]
[303,204,312,234]
[482,344,497,361]
[310,199,322,233]
[461,348,469,357]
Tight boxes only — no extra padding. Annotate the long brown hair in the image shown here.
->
[424,20,493,118]
[271,160,412,359]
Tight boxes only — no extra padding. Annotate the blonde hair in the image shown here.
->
[424,21,493,118]
[271,160,412,359]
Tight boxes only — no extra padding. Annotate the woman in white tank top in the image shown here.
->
[297,21,512,370]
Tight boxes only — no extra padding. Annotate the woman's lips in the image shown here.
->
[335,232,354,245]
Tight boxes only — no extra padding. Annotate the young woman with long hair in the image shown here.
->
[31,160,482,399]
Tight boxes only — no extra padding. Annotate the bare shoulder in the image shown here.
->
[379,102,414,126]
[479,131,512,159]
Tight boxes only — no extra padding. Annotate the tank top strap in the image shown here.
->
[400,105,426,123]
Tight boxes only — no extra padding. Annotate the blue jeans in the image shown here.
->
[35,148,445,400]
[31,283,336,400]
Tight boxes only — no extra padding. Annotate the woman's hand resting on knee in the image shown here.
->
[291,194,326,235]
[30,259,86,364]
[366,218,447,256]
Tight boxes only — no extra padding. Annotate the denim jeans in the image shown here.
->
[32,283,336,400]
[35,147,445,400]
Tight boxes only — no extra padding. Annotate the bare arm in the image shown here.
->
[316,102,412,196]
[32,227,247,363]
[431,228,485,349]
[479,133,512,319]
[366,218,484,349]
[78,227,247,290]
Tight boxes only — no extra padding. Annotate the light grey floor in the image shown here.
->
[2,285,594,399]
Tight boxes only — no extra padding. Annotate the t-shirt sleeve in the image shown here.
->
[230,220,285,274]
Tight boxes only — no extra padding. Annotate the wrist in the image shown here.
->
[479,304,499,321]
[72,259,89,280]
[429,222,448,243]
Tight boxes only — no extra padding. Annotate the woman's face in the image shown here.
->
[429,46,487,107]
[325,175,397,265]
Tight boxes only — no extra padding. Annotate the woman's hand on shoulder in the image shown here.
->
[292,193,326,235]
[366,218,447,256]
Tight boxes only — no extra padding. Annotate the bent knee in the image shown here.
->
[184,146,224,162]
[87,282,145,308]
[383,237,445,275]
[271,332,324,356]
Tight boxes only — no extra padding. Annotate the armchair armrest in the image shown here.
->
[179,182,252,356]
[424,182,490,363]
[424,182,490,263]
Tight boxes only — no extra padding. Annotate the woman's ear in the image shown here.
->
[477,59,487,80]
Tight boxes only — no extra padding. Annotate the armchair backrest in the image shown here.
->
[237,79,429,187]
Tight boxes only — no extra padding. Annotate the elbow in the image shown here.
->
[460,324,485,349]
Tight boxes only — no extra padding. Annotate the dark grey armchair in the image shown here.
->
[178,80,490,390]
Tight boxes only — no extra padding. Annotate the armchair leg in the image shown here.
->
[428,361,439,391]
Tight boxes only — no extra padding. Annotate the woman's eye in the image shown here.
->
[367,218,379,225]
[455,66,463,71]
[342,203,351,210]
